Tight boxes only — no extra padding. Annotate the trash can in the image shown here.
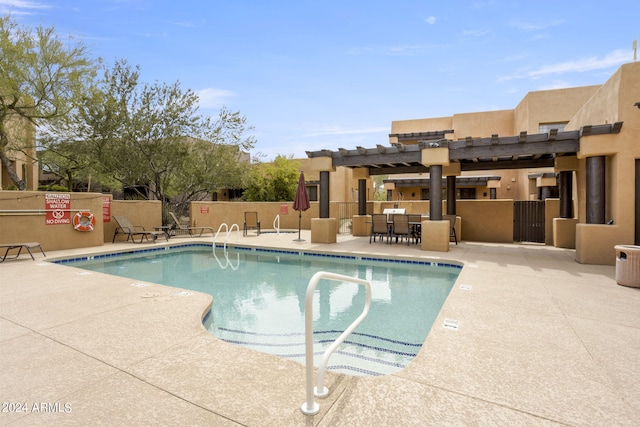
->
[614,245,640,287]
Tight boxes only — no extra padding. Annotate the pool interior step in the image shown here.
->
[213,327,421,376]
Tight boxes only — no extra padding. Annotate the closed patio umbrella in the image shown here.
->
[293,171,310,241]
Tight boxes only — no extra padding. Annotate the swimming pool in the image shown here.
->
[60,244,461,376]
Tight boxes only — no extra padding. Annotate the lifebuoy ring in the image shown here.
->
[73,211,95,232]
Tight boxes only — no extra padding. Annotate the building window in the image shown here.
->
[539,122,568,133]
[421,188,429,200]
[307,185,318,201]
[457,188,476,199]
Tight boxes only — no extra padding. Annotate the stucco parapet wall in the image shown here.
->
[309,155,335,172]
[577,134,621,159]
[443,162,461,176]
[421,147,450,167]
[351,168,370,179]
[554,156,578,172]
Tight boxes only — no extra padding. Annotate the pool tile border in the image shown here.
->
[51,242,463,270]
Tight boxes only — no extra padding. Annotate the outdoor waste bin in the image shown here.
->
[614,245,640,288]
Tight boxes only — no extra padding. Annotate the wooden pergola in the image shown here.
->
[306,122,623,223]
[308,123,621,174]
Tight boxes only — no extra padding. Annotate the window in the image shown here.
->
[457,188,476,199]
[307,185,318,201]
[539,122,568,133]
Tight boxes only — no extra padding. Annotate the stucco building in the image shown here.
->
[307,62,640,265]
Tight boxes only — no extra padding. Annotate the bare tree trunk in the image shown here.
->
[0,149,26,190]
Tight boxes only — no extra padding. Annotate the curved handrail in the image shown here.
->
[225,223,240,247]
[273,214,280,235]
[213,223,239,252]
[301,271,371,416]
[213,223,229,252]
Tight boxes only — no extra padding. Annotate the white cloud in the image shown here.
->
[426,16,436,25]
[303,126,388,138]
[196,87,236,109]
[509,19,564,32]
[498,49,631,81]
[0,0,50,14]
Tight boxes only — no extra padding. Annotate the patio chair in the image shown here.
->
[0,242,46,262]
[390,214,412,245]
[444,215,458,245]
[369,214,389,243]
[407,214,422,244]
[112,215,167,244]
[169,212,213,237]
[243,211,260,236]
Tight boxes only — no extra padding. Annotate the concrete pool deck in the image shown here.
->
[1,232,639,426]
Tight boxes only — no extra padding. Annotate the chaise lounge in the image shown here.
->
[168,212,213,237]
[112,216,167,243]
[0,242,46,262]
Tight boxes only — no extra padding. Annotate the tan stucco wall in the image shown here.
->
[514,85,600,133]
[456,199,514,243]
[451,110,514,139]
[0,191,105,251]
[390,116,453,138]
[106,199,163,243]
[190,201,321,233]
[571,62,640,264]
[544,199,560,246]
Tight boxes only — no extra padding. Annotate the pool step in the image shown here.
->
[213,327,421,376]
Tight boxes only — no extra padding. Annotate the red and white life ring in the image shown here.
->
[73,211,95,232]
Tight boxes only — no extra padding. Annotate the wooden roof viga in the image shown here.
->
[305,123,623,175]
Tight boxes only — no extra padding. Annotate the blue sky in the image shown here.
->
[2,0,637,161]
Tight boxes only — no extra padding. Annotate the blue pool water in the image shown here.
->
[61,244,460,376]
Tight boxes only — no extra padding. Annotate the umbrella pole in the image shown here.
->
[295,210,305,242]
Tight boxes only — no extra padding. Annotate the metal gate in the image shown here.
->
[337,202,358,234]
[513,201,545,243]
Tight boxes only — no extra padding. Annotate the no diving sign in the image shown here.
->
[45,193,71,225]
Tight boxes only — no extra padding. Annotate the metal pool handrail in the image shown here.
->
[273,214,280,234]
[301,271,372,416]
[213,223,239,251]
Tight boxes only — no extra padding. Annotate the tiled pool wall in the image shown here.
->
[51,242,464,270]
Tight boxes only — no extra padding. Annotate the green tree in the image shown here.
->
[373,175,388,201]
[44,59,254,218]
[243,155,300,201]
[0,16,95,190]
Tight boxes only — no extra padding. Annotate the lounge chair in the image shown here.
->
[444,214,458,245]
[390,214,412,245]
[0,242,46,262]
[243,211,260,236]
[112,215,167,244]
[369,214,389,243]
[169,212,213,237]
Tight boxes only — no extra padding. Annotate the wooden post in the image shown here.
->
[559,170,573,218]
[586,156,605,224]
[446,175,456,215]
[429,165,443,221]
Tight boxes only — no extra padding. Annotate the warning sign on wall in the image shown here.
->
[45,193,71,225]
[102,196,111,222]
